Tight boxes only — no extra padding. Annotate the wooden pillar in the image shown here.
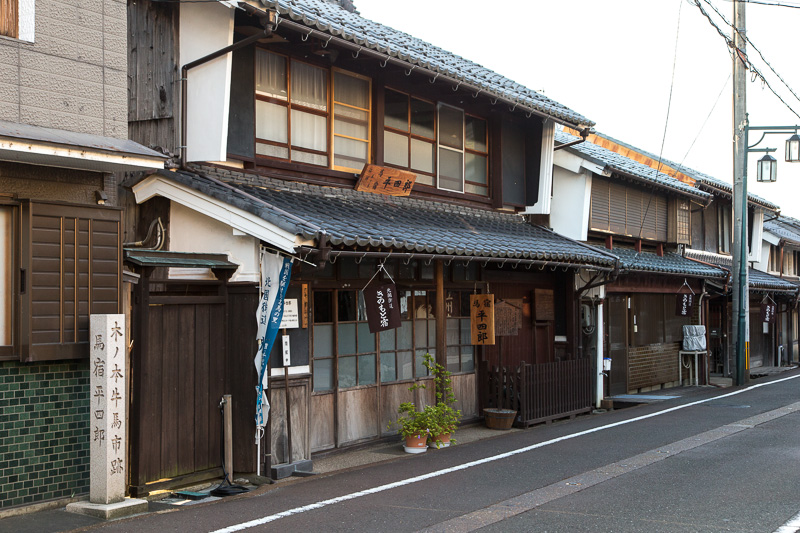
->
[435,260,446,368]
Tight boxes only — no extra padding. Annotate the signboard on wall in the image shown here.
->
[363,283,402,333]
[495,299,522,337]
[534,289,554,322]
[470,294,495,345]
[355,165,416,196]
[279,299,300,329]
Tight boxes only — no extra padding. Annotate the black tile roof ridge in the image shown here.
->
[259,0,593,127]
[587,130,779,211]
[555,131,710,200]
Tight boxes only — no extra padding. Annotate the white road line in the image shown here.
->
[775,510,800,533]
[210,374,800,533]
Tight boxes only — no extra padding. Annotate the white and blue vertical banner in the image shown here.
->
[254,250,293,430]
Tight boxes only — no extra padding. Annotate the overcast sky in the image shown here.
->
[355,0,800,218]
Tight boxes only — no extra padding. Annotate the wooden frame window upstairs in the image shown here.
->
[0,0,18,39]
[254,49,372,173]
[383,88,489,197]
[718,204,732,254]
[2,201,122,362]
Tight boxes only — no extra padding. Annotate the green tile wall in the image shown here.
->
[0,361,89,509]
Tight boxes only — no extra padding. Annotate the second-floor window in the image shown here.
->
[718,204,731,254]
[255,49,371,173]
[383,89,488,196]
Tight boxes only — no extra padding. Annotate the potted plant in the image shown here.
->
[421,354,461,448]
[394,401,431,453]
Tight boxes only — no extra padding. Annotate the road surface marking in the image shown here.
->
[210,373,800,533]
[775,510,800,533]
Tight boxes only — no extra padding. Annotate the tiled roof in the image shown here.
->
[589,132,779,211]
[260,0,593,128]
[146,168,619,269]
[555,131,711,201]
[684,249,798,293]
[606,247,727,279]
[764,216,800,245]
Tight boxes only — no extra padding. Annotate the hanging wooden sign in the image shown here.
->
[363,282,402,333]
[675,293,694,317]
[470,294,495,345]
[355,164,416,196]
[761,302,776,323]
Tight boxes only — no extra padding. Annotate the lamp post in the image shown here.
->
[733,119,799,386]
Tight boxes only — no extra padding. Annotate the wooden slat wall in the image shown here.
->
[0,0,18,39]
[590,177,668,241]
[22,202,121,361]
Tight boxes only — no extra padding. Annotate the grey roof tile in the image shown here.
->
[604,247,727,278]
[146,168,618,268]
[555,131,711,200]
[684,249,797,292]
[764,216,800,245]
[260,0,593,127]
[588,131,779,211]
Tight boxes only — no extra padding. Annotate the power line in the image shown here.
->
[691,0,800,120]
[700,0,800,110]
[678,73,731,169]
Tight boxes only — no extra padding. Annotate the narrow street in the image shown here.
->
[40,371,800,533]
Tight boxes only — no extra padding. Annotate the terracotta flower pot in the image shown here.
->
[431,433,451,448]
[404,433,428,453]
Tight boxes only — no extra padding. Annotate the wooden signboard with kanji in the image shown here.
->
[495,299,523,337]
[534,289,554,322]
[355,164,416,196]
[470,294,495,345]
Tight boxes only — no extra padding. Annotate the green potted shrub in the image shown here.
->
[394,401,431,453]
[421,354,461,448]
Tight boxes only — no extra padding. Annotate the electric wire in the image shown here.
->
[677,73,731,170]
[692,0,800,120]
[700,0,800,109]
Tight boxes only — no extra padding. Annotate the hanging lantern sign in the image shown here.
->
[363,282,401,333]
[761,301,776,323]
[470,294,495,345]
[675,293,694,317]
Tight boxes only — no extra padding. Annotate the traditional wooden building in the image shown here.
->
[552,130,729,395]
[576,132,797,380]
[122,0,619,491]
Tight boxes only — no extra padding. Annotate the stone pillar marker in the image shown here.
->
[67,314,147,519]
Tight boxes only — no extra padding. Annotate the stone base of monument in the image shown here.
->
[66,498,148,520]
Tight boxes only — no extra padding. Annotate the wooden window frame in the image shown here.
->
[13,200,122,363]
[464,114,489,197]
[382,88,437,182]
[331,68,372,173]
[0,200,18,359]
[718,204,732,254]
[254,49,373,174]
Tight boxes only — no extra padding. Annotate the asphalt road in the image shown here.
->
[15,371,800,533]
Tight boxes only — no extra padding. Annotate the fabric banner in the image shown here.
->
[254,252,293,428]
[675,293,694,317]
[363,282,401,333]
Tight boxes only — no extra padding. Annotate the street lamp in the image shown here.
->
[733,118,800,385]
[757,154,777,183]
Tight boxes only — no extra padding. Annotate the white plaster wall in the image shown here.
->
[748,208,764,263]
[18,0,34,42]
[753,238,771,273]
[169,202,260,282]
[550,164,591,241]
[180,2,234,162]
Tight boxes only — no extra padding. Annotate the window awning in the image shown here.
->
[124,249,239,270]
[0,120,166,172]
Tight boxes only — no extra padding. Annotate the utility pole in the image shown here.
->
[732,0,749,386]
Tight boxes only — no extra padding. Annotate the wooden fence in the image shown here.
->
[482,359,593,427]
